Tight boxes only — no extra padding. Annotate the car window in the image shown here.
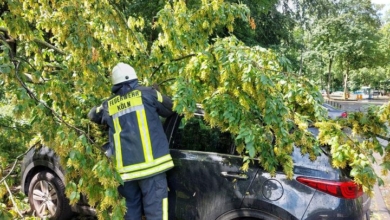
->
[170,115,235,154]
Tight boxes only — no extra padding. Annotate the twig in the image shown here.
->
[0,158,20,184]
[151,63,164,78]
[157,78,176,86]
[4,181,24,218]
[150,54,196,79]
[0,122,29,134]
[0,143,36,218]
[251,60,298,76]
[108,1,149,56]
[13,62,95,144]
[33,38,65,55]
[0,143,34,184]
[172,54,196,62]
[0,27,65,55]
[0,143,39,220]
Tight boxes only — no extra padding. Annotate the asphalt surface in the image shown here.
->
[325,96,389,112]
[326,97,390,220]
[371,140,390,220]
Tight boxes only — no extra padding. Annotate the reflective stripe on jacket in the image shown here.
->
[89,83,174,181]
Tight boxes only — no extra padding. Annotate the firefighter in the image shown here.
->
[88,62,174,220]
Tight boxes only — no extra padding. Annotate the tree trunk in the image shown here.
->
[326,57,333,98]
[343,65,349,100]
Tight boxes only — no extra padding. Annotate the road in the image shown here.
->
[325,97,389,112]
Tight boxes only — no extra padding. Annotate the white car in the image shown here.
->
[330,91,344,97]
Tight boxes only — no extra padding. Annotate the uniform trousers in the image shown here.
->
[118,172,168,220]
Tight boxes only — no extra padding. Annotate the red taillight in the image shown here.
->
[296,176,363,199]
[341,112,348,118]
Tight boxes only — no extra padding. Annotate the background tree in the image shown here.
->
[297,0,381,95]
[372,21,390,93]
[335,0,381,95]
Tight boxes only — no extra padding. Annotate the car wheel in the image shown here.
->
[28,171,73,220]
[217,210,280,220]
[230,216,277,220]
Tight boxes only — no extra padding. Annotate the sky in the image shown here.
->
[372,0,390,17]
[371,0,390,4]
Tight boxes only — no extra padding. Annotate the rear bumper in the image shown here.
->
[302,191,369,220]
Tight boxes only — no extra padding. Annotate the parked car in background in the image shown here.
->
[354,90,369,99]
[330,91,344,98]
[322,103,348,119]
[21,110,370,220]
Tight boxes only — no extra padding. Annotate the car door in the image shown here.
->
[164,113,259,220]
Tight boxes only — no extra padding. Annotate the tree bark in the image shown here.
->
[343,65,349,100]
[326,57,333,98]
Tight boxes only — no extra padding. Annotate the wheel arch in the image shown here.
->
[216,208,298,220]
[21,160,65,195]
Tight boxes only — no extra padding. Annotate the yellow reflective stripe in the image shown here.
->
[120,160,174,181]
[113,118,123,169]
[108,91,143,116]
[137,109,153,162]
[156,91,163,102]
[163,198,168,220]
[109,96,143,115]
[96,105,103,113]
[112,105,144,119]
[118,154,173,173]
[108,90,141,106]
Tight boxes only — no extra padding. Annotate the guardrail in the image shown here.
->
[325,100,342,109]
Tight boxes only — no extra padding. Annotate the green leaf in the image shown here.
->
[0,65,11,74]
[246,141,255,158]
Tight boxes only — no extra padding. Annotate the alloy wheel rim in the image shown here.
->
[32,180,58,217]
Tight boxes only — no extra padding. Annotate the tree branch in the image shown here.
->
[0,27,66,55]
[0,30,16,59]
[4,181,23,218]
[172,53,196,62]
[33,38,66,55]
[107,1,149,56]
[0,122,29,134]
[150,53,196,78]
[157,78,176,86]
[0,143,38,187]
[13,62,95,144]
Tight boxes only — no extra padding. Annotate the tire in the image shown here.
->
[28,171,73,220]
[216,209,280,220]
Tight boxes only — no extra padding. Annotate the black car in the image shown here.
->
[21,112,371,220]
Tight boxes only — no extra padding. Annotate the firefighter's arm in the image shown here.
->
[88,104,105,124]
[154,90,174,118]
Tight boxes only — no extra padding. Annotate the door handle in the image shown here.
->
[220,171,248,180]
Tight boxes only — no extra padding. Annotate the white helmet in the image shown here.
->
[111,62,137,85]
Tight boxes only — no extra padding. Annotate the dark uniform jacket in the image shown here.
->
[88,80,174,181]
